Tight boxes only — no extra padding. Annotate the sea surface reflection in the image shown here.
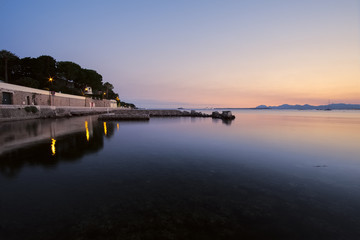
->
[0,116,117,178]
[1,110,360,239]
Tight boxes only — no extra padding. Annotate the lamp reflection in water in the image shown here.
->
[117,123,119,131]
[49,121,57,156]
[85,121,90,141]
[103,122,107,135]
[51,138,56,156]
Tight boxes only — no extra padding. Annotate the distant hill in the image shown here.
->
[255,103,360,110]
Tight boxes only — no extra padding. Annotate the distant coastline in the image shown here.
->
[254,103,360,110]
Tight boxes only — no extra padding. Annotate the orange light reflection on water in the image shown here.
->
[51,138,56,156]
[104,122,107,135]
[85,121,89,141]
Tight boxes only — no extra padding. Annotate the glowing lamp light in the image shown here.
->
[49,77,53,82]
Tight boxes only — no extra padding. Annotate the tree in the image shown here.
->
[18,57,37,79]
[102,82,117,99]
[56,61,81,82]
[0,50,123,101]
[15,77,40,88]
[79,69,103,91]
[119,101,136,109]
[33,55,57,88]
[0,50,19,82]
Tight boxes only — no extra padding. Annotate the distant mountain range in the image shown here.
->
[255,103,360,110]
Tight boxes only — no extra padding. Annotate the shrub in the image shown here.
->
[24,106,38,113]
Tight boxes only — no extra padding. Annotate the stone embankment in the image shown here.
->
[98,109,235,121]
[0,105,114,122]
[0,106,235,122]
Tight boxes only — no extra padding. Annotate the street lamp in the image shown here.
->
[48,77,54,90]
[48,76,54,106]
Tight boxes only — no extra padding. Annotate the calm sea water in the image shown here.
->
[1,110,360,239]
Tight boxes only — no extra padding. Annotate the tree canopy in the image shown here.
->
[0,50,19,83]
[56,61,81,82]
[0,49,139,108]
[0,50,121,102]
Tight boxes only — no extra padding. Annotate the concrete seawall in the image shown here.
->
[0,107,236,122]
[0,82,117,108]
[0,107,192,122]
[0,105,116,122]
[114,109,192,117]
[99,109,235,121]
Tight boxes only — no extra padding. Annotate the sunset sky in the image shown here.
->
[1,0,359,108]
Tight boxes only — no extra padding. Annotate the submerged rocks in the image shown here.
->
[211,111,235,120]
[211,111,221,118]
[190,110,210,117]
[221,111,236,120]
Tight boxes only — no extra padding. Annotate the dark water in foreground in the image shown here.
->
[1,110,360,239]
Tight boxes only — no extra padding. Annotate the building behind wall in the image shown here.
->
[0,82,117,108]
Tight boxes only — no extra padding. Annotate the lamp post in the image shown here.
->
[48,77,54,106]
[48,77,54,91]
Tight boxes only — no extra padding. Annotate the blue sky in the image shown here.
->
[1,0,359,108]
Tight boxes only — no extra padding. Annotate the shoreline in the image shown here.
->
[0,106,235,122]
[99,109,235,121]
[0,105,116,122]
